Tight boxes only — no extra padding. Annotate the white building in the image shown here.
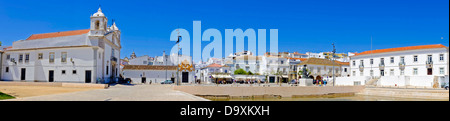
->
[122,51,195,84]
[122,65,177,84]
[1,7,121,83]
[127,55,154,65]
[153,51,192,66]
[290,52,309,58]
[343,44,449,88]
[261,55,290,83]
[233,55,263,74]
[297,58,345,81]
[198,63,232,84]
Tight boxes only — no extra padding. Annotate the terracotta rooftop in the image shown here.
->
[292,52,307,55]
[335,61,349,66]
[353,44,447,56]
[26,29,90,40]
[123,65,177,70]
[298,58,341,66]
[206,63,222,68]
[287,57,307,61]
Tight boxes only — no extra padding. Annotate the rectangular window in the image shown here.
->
[6,54,10,60]
[370,59,373,65]
[49,52,55,63]
[400,70,404,75]
[5,67,9,73]
[61,52,67,63]
[370,70,374,76]
[73,70,77,74]
[344,68,347,72]
[440,68,445,75]
[352,61,355,66]
[413,68,418,75]
[112,49,115,57]
[360,71,363,76]
[400,56,405,63]
[413,55,418,62]
[38,53,43,60]
[390,69,394,76]
[19,54,23,62]
[440,54,444,61]
[380,58,384,65]
[25,53,29,63]
[62,70,66,74]
[427,55,432,62]
[390,57,394,63]
[352,71,356,76]
[360,60,364,66]
[106,66,109,75]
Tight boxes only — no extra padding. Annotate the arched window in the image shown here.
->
[95,21,100,30]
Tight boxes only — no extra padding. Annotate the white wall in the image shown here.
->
[122,69,195,84]
[377,76,408,87]
[408,76,434,87]
[335,76,370,86]
[2,47,97,83]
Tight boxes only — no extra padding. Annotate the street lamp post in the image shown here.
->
[165,51,167,83]
[332,43,336,86]
[177,36,181,86]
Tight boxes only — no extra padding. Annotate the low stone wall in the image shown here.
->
[0,81,108,89]
[359,88,449,100]
[173,85,365,97]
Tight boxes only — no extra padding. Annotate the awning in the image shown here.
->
[234,76,265,79]
[211,75,233,78]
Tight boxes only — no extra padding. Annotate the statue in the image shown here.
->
[302,65,309,79]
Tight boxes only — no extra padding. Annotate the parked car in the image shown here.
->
[161,80,173,84]
[288,80,298,84]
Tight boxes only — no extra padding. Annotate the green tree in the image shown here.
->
[234,68,247,75]
[248,71,253,75]
[275,71,283,86]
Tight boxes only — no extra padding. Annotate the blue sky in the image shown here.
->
[0,0,448,61]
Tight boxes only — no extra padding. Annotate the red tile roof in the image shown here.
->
[353,44,447,56]
[298,58,341,66]
[335,61,349,66]
[206,63,222,68]
[287,57,307,61]
[123,65,177,70]
[26,29,90,40]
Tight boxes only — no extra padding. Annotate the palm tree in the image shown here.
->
[275,71,283,86]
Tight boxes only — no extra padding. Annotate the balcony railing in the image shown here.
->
[359,65,364,72]
[398,61,405,70]
[379,63,385,70]
[426,60,433,68]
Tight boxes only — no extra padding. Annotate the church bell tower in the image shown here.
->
[90,7,108,36]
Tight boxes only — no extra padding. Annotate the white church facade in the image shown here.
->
[1,8,121,83]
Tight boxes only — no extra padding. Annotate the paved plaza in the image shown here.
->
[4,84,209,101]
